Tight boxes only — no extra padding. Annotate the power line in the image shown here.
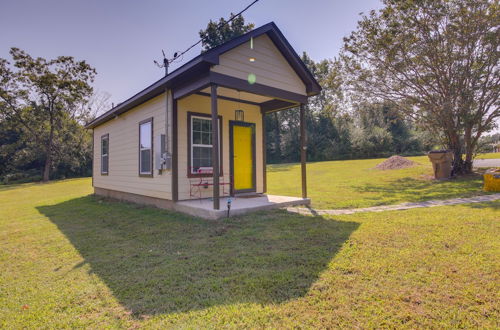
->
[172,0,260,61]
[154,0,261,74]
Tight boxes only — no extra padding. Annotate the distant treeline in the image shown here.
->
[265,101,434,164]
[0,118,92,184]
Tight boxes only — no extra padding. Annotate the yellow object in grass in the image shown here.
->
[483,168,500,192]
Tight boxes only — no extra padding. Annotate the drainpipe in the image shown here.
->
[164,88,172,169]
[164,56,170,162]
[165,87,170,155]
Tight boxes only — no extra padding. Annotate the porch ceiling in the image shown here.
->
[199,86,273,104]
[181,75,302,113]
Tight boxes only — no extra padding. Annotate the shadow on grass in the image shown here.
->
[266,163,297,172]
[354,174,484,205]
[37,196,358,317]
[464,201,500,210]
[0,177,88,192]
[0,181,41,192]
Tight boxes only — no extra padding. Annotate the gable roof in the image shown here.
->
[86,22,321,129]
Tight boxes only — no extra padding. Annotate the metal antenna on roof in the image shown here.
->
[154,50,170,76]
[154,50,182,76]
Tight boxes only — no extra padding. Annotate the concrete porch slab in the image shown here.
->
[174,195,310,220]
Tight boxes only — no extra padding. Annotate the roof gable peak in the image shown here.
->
[201,22,321,95]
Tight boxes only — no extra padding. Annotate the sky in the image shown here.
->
[0,0,382,105]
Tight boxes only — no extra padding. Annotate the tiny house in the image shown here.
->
[86,22,321,219]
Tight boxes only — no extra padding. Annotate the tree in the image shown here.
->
[353,101,425,157]
[264,112,283,163]
[265,51,433,163]
[300,53,354,161]
[342,0,499,174]
[0,48,96,181]
[301,52,345,118]
[83,89,111,120]
[477,132,500,153]
[199,14,254,51]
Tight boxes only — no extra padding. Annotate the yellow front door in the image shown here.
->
[233,124,254,191]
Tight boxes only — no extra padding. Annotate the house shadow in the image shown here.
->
[37,196,358,318]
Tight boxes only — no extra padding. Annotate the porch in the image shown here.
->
[174,194,310,220]
[172,79,309,210]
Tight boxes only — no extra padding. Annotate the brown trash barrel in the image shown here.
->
[427,150,453,179]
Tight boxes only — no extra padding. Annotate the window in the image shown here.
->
[101,134,109,175]
[188,113,222,176]
[139,118,153,176]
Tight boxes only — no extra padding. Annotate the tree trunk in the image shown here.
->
[43,152,51,182]
[449,132,465,176]
[463,127,474,174]
[42,126,54,182]
[451,147,465,176]
[464,152,473,174]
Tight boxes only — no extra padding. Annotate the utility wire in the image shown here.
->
[157,0,260,70]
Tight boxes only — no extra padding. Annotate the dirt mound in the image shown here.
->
[375,155,417,170]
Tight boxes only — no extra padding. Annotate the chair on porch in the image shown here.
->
[189,167,232,200]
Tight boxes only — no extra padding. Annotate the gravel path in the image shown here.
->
[474,159,500,168]
[287,193,500,216]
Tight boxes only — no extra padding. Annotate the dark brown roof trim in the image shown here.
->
[170,71,308,104]
[171,71,211,100]
[210,72,308,104]
[85,60,212,129]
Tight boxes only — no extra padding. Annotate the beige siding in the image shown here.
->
[177,94,263,201]
[211,34,307,95]
[93,94,172,200]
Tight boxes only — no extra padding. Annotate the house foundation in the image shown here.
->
[94,187,310,220]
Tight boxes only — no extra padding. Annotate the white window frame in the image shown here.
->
[101,134,109,175]
[139,118,153,176]
[190,115,221,175]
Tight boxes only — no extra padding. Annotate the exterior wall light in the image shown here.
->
[235,109,244,121]
[249,57,256,62]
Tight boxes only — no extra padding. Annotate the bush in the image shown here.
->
[2,170,42,185]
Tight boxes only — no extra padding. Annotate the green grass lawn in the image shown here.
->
[477,152,500,159]
[0,178,498,328]
[268,155,492,209]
